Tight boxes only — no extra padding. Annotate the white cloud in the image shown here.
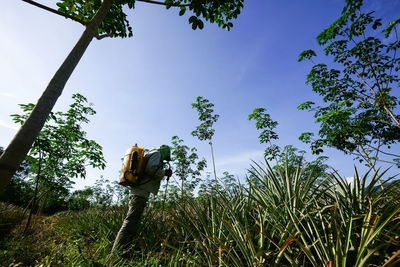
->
[217,150,265,167]
[0,120,18,130]
[0,92,18,99]
[345,176,354,184]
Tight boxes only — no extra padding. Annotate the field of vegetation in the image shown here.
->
[1,0,400,266]
[1,164,400,266]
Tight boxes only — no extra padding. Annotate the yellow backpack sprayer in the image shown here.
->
[119,144,173,212]
[119,144,148,187]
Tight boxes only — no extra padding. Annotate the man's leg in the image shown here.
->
[111,194,148,256]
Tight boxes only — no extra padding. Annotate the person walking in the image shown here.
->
[110,145,172,257]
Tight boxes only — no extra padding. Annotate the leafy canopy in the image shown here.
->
[11,93,106,188]
[298,0,400,168]
[191,96,219,141]
[249,108,329,180]
[56,0,244,38]
[170,135,207,196]
[248,108,278,147]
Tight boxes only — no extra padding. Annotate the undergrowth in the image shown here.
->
[1,165,400,266]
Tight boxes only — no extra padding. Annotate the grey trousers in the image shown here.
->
[111,194,148,255]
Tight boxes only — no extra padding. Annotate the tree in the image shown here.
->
[297,0,400,172]
[219,171,239,196]
[68,177,128,209]
[0,0,244,194]
[248,108,279,160]
[89,176,115,206]
[112,180,130,205]
[158,181,180,203]
[197,171,238,198]
[249,107,329,180]
[11,93,106,230]
[191,96,219,188]
[170,135,207,198]
[270,145,329,181]
[68,187,94,210]
[197,172,214,197]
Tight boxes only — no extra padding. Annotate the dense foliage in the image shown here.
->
[10,94,106,217]
[168,135,207,198]
[298,0,400,170]
[56,0,244,37]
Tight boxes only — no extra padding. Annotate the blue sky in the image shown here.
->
[1,0,399,189]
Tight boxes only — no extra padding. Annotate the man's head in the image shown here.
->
[158,145,171,161]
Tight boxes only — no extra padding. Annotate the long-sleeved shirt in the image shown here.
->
[130,149,165,198]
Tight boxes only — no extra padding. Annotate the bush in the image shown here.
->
[0,202,24,240]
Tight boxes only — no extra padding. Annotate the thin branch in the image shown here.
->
[365,143,400,158]
[348,59,400,127]
[362,31,384,93]
[369,119,397,127]
[370,158,400,165]
[358,144,378,173]
[95,34,111,40]
[357,143,384,188]
[353,147,400,165]
[372,137,381,168]
[340,82,375,104]
[386,26,398,89]
[22,0,87,26]
[344,57,377,96]
[136,0,190,7]
[361,30,400,127]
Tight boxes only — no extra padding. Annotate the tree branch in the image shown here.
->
[361,31,400,128]
[370,119,397,127]
[386,27,398,89]
[95,33,111,40]
[365,143,400,158]
[358,144,378,173]
[350,62,400,128]
[136,0,190,7]
[342,82,375,104]
[370,158,400,165]
[22,0,87,26]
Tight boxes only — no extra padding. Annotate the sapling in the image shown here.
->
[12,94,106,232]
[170,135,207,198]
[249,107,329,181]
[191,96,219,189]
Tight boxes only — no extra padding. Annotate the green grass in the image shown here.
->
[1,164,399,266]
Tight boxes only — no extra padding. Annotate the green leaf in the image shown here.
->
[179,7,186,16]
[298,49,317,62]
[299,132,314,143]
[383,17,400,38]
[372,18,382,29]
[297,101,315,110]
[198,19,204,30]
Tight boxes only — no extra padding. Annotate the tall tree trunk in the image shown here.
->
[0,0,114,194]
